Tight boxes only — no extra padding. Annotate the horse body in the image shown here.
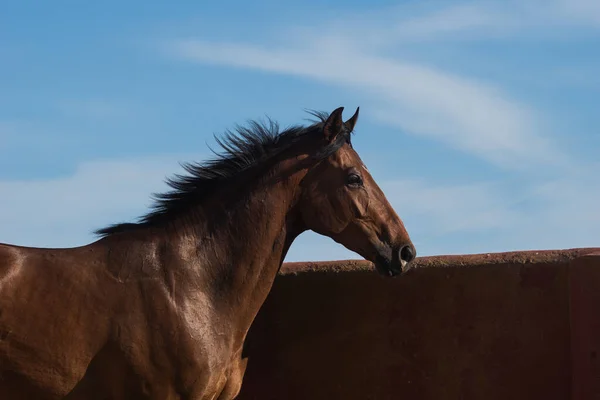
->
[0,107,416,399]
[1,191,297,399]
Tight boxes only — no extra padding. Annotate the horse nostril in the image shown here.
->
[399,244,416,264]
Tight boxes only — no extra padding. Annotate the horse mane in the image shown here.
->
[94,110,353,237]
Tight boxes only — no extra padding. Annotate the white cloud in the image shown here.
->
[304,0,600,47]
[291,2,519,47]
[554,0,600,26]
[0,155,199,248]
[380,162,600,257]
[166,39,564,170]
[382,179,519,234]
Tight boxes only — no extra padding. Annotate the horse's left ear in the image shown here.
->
[344,107,359,133]
[323,107,345,143]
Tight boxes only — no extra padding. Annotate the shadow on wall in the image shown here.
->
[237,248,600,400]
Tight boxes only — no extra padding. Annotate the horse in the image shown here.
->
[0,106,416,399]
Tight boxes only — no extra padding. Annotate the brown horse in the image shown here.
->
[0,107,416,399]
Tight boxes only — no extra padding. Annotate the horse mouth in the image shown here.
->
[374,254,408,277]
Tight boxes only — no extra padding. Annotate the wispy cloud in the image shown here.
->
[382,179,519,234]
[306,0,600,47]
[555,0,600,26]
[165,38,564,171]
[378,162,600,256]
[0,155,199,248]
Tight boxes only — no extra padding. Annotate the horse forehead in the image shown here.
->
[337,147,361,166]
[338,150,369,173]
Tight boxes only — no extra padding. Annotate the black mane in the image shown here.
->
[94,110,353,237]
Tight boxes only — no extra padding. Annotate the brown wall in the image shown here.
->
[237,248,600,400]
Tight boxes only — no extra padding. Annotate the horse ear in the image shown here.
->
[323,107,345,142]
[344,107,359,132]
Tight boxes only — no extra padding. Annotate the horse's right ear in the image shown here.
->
[323,107,345,143]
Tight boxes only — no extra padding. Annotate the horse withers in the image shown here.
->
[0,107,416,399]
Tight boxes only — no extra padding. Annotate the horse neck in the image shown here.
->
[172,159,307,336]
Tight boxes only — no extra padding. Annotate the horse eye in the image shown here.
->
[346,173,363,186]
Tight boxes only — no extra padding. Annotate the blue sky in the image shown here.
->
[1,0,599,261]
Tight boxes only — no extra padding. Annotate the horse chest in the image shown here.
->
[172,320,237,398]
[175,294,233,366]
[126,296,235,398]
